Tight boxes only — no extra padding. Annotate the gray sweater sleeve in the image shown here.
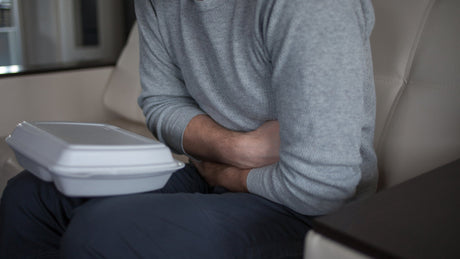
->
[135,0,204,154]
[247,1,375,215]
[135,0,376,216]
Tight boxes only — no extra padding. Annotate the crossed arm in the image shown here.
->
[183,114,280,192]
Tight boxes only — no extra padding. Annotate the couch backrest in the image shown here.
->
[103,0,460,190]
[371,0,460,189]
[103,25,145,124]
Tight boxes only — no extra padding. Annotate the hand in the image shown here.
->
[192,160,249,193]
[235,120,280,168]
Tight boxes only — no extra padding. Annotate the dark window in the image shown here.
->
[0,0,135,76]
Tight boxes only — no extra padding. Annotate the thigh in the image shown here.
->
[61,192,312,259]
[0,171,88,258]
[0,164,208,259]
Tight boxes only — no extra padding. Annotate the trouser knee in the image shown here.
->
[60,197,140,258]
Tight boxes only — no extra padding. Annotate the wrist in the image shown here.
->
[217,130,248,167]
[228,131,266,169]
[239,168,250,192]
[220,166,250,193]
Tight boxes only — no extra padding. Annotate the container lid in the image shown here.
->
[6,121,184,177]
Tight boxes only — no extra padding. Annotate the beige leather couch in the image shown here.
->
[0,0,459,257]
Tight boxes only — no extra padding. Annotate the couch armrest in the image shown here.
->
[304,230,370,259]
[307,158,460,258]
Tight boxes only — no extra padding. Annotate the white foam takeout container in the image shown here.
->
[6,121,184,197]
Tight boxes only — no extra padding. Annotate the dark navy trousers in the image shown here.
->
[0,164,311,259]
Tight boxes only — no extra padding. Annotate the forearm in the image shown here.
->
[184,115,251,192]
[183,115,280,169]
[183,114,243,166]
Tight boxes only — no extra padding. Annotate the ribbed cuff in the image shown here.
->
[160,109,205,155]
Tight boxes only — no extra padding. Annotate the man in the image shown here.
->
[0,0,378,258]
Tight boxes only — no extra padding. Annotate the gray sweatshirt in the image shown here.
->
[135,0,378,215]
